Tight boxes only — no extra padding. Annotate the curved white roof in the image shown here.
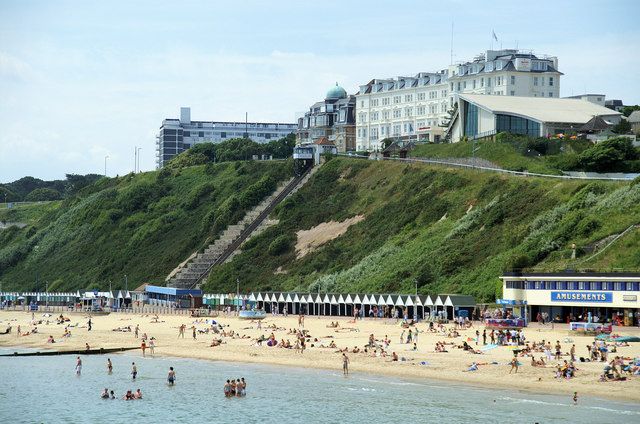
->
[461,94,621,124]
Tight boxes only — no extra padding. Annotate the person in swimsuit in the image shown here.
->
[240,378,246,396]
[224,380,231,397]
[101,388,109,399]
[134,389,143,399]
[75,357,82,375]
[131,362,137,380]
[107,358,113,374]
[167,367,176,386]
[342,353,350,375]
[141,340,147,357]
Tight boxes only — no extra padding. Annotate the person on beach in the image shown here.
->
[75,356,82,375]
[134,324,139,339]
[141,340,147,357]
[192,326,197,340]
[342,353,350,375]
[510,357,519,374]
[107,358,113,374]
[167,367,176,386]
[178,324,186,338]
[149,338,155,356]
[88,318,92,331]
[224,380,231,397]
[131,362,137,380]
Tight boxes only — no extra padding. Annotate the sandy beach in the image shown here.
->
[1,309,639,402]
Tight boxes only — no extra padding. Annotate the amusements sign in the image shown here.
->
[550,291,612,303]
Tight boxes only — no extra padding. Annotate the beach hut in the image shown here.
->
[337,294,345,316]
[444,294,476,319]
[313,293,322,316]
[321,294,330,316]
[418,295,431,319]
[434,295,445,319]
[329,294,339,316]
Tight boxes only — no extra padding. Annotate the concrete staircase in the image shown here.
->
[166,166,318,289]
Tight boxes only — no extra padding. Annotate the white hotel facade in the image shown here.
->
[355,49,562,151]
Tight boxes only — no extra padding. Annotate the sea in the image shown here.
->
[0,348,638,424]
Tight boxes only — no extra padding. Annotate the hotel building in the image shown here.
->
[156,107,296,168]
[355,49,562,151]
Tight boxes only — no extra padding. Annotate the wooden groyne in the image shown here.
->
[0,347,139,357]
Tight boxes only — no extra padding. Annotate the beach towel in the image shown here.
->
[480,344,498,351]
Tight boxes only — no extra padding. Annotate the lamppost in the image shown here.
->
[137,148,142,173]
[45,280,49,310]
[236,278,240,314]
[104,155,109,176]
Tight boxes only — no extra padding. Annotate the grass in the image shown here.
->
[0,161,293,292]
[409,136,593,175]
[204,157,638,302]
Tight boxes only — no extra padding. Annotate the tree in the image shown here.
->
[611,119,632,134]
[621,105,640,117]
[24,188,62,201]
[380,138,395,150]
[577,137,638,172]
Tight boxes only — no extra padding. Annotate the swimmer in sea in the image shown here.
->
[167,367,176,386]
[107,358,113,374]
[101,388,109,399]
[573,392,578,405]
[131,362,137,380]
[75,356,82,375]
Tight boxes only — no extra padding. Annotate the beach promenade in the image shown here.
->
[1,310,639,402]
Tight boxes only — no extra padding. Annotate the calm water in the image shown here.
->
[0,348,639,424]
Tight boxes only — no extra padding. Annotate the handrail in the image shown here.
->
[190,168,311,288]
[336,153,635,181]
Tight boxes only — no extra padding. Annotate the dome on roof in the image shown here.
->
[325,83,347,100]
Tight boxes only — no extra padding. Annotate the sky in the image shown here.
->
[1,0,639,182]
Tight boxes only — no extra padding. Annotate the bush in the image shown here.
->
[25,188,62,201]
[268,234,293,256]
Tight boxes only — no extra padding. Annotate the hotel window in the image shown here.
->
[383,111,390,120]
[393,109,401,118]
[382,98,389,106]
[361,101,364,107]
[549,77,554,86]
[393,125,401,135]
[510,91,515,96]
[473,80,476,89]
[511,76,516,85]
[548,92,553,98]
[405,107,413,117]
[394,96,401,104]
[541,77,545,86]
[481,78,484,87]
[463,81,467,89]
[457,82,461,91]
[533,77,538,86]
[418,92,425,100]
[405,94,413,102]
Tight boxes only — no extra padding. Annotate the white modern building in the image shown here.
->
[563,94,606,107]
[448,94,622,141]
[355,49,562,150]
[501,272,640,325]
[156,107,297,168]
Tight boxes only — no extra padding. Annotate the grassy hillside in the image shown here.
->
[0,160,293,291]
[409,135,594,175]
[204,158,640,302]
